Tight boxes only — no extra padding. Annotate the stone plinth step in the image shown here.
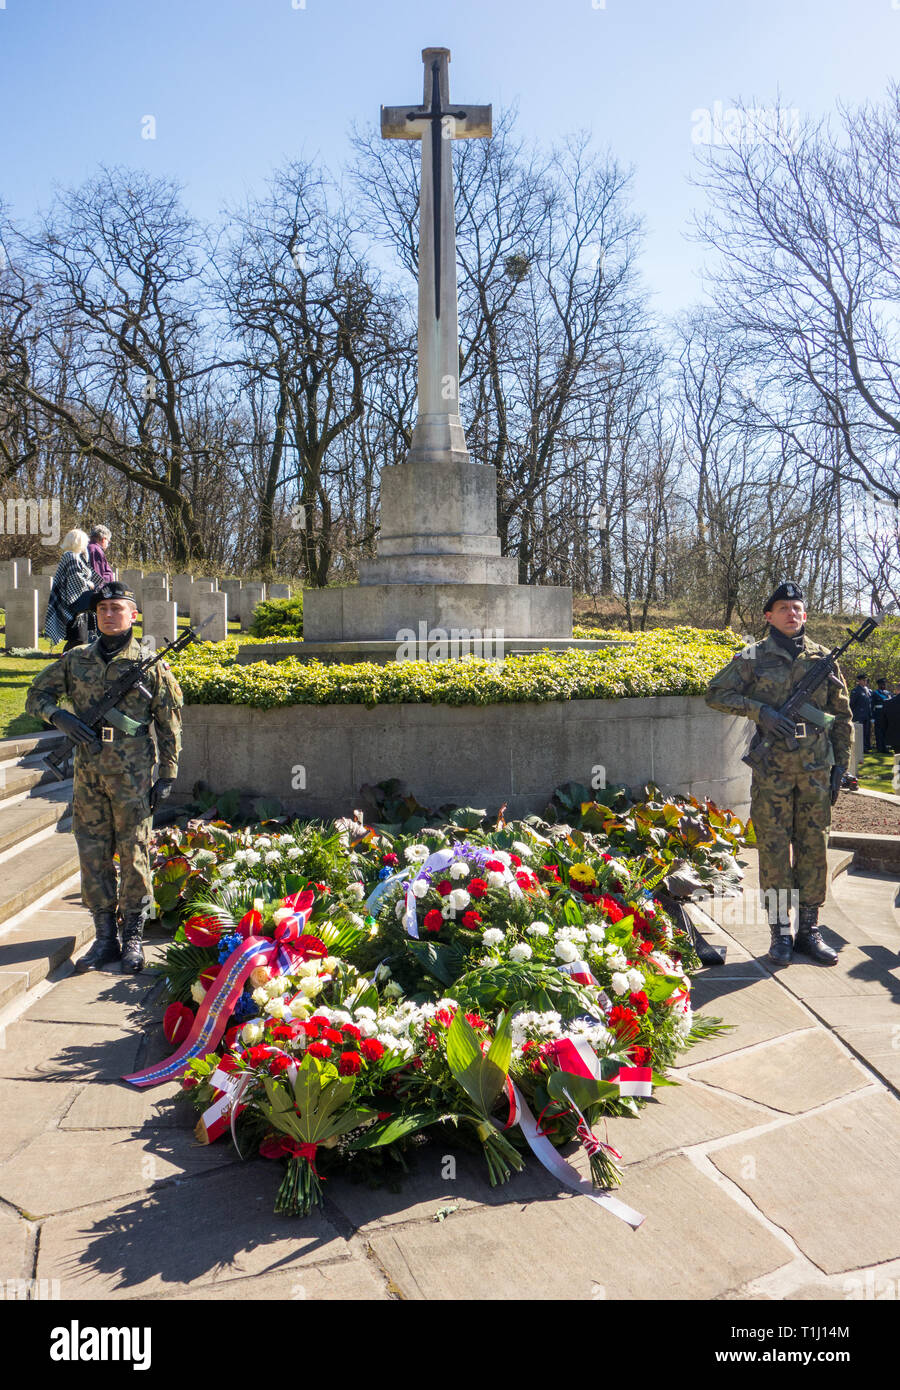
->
[0,833,81,928]
[0,765,59,805]
[236,637,626,666]
[0,731,66,764]
[0,908,93,1008]
[0,785,73,855]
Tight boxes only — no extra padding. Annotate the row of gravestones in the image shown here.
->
[0,557,292,650]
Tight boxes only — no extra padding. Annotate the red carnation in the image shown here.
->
[608,1006,640,1042]
[382,853,399,867]
[485,859,505,873]
[509,853,522,868]
[341,1023,362,1040]
[306,1041,332,1059]
[360,1038,385,1061]
[630,1046,652,1066]
[629,990,649,1015]
[323,1027,344,1044]
[242,1045,272,1065]
[461,910,482,930]
[339,1052,363,1075]
[436,879,453,897]
[638,939,654,956]
[218,1054,241,1073]
[601,895,625,924]
[269,1054,292,1076]
[424,908,444,933]
[468,878,488,900]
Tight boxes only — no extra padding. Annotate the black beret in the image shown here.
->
[90,581,137,610]
[763,581,804,612]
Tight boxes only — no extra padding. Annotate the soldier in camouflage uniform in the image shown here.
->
[26,582,183,974]
[704,582,852,966]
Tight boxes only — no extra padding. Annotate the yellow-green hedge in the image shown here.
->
[169,627,743,710]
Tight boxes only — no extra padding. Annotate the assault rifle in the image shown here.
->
[743,607,893,775]
[42,616,213,782]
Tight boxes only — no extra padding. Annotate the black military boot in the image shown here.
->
[74,910,122,973]
[767,918,793,966]
[793,906,839,966]
[120,910,147,974]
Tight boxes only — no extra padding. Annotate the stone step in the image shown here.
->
[0,833,81,930]
[0,764,60,804]
[0,785,73,855]
[0,908,93,1010]
[0,730,66,765]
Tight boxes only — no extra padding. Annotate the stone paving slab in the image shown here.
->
[676,976,814,1065]
[35,1165,353,1298]
[832,1027,900,1090]
[22,970,158,1026]
[0,1020,142,1082]
[0,1202,30,1282]
[0,1126,236,1218]
[0,1077,81,1162]
[710,1092,900,1274]
[367,1154,791,1300]
[777,945,900,1000]
[60,1080,192,1131]
[138,1259,392,1301]
[689,1031,872,1114]
[597,1075,767,1162]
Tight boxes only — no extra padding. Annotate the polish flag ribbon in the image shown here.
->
[610,1065,653,1098]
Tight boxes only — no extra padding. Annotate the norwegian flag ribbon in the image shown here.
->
[403,848,456,939]
[558,959,598,988]
[123,898,315,1090]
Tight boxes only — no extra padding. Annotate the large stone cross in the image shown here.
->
[382,47,491,464]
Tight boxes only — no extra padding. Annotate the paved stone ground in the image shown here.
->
[0,851,897,1302]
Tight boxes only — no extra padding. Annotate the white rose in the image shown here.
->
[448,888,471,911]
[267,975,291,996]
[610,972,630,996]
[486,871,506,888]
[383,981,404,999]
[190,980,207,1005]
[323,956,340,971]
[509,942,532,963]
[482,928,504,947]
[374,963,392,982]
[265,999,287,1018]
[251,987,270,1007]
[240,1021,264,1046]
[299,976,323,998]
[449,861,469,879]
[554,939,579,964]
[411,878,429,898]
[347,882,365,900]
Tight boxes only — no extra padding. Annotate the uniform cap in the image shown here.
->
[90,581,137,609]
[763,581,804,612]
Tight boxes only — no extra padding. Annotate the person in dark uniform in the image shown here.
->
[704,582,852,967]
[849,675,873,752]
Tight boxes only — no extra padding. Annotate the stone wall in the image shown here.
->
[172,694,752,820]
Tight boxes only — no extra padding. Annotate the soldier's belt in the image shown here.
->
[98,722,151,743]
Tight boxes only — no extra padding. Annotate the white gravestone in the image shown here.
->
[172,574,194,611]
[240,583,266,631]
[191,589,228,642]
[268,583,291,600]
[143,597,178,648]
[5,587,38,649]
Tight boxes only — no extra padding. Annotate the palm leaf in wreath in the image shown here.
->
[153,941,219,1004]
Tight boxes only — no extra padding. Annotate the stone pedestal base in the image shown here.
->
[303,581,572,643]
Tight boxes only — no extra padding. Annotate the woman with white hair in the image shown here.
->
[87,524,115,585]
[44,529,101,650]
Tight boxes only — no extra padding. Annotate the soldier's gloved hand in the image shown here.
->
[759,704,797,740]
[830,766,846,806]
[149,777,176,812]
[47,707,101,747]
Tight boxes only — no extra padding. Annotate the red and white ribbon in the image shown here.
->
[611,1065,653,1098]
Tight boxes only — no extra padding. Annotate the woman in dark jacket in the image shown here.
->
[44,529,100,650]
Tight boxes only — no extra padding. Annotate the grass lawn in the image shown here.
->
[857,749,899,795]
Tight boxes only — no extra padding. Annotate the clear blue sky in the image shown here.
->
[1,0,896,317]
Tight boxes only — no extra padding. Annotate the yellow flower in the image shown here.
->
[569,863,597,886]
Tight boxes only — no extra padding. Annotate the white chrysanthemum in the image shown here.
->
[449,861,469,879]
[626,969,644,993]
[232,850,247,864]
[493,850,512,866]
[610,971,630,996]
[254,836,272,848]
[511,841,532,858]
[411,878,429,899]
[243,850,262,867]
[605,947,628,971]
[482,927,504,946]
[448,888,470,911]
[586,924,605,942]
[557,926,587,944]
[527,921,550,937]
[508,942,532,963]
[404,845,429,863]
[347,882,365,899]
[554,939,579,963]
[486,871,506,888]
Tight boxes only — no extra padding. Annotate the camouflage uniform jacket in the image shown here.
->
[704,631,853,771]
[25,634,183,778]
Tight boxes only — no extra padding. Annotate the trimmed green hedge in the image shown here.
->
[168,627,743,710]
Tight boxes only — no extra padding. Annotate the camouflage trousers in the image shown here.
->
[750,761,832,912]
[71,753,153,915]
